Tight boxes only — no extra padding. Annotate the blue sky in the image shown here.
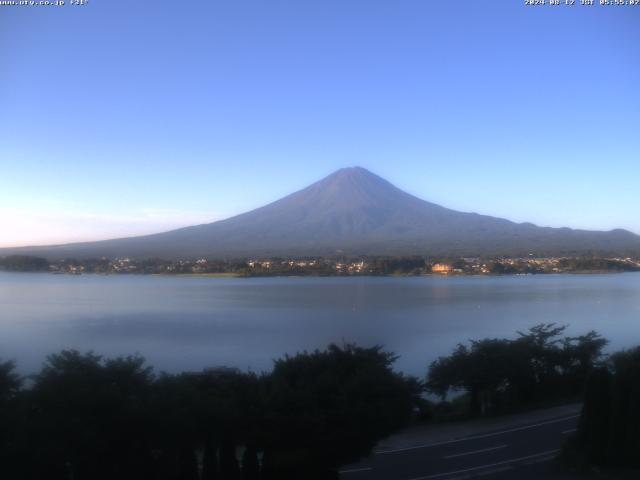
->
[1,1,639,247]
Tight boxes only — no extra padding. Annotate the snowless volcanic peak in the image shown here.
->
[3,167,640,259]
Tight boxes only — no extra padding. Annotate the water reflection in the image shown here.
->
[1,273,639,375]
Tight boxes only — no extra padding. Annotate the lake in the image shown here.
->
[1,272,639,376]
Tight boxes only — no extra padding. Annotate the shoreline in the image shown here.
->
[1,270,638,278]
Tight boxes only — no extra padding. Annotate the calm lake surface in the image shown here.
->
[1,272,639,376]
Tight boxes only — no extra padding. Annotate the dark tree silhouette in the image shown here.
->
[0,359,21,402]
[0,255,48,272]
[427,325,608,416]
[262,343,422,479]
[0,360,23,479]
[577,367,612,466]
[24,351,155,480]
[571,347,640,469]
[0,343,420,480]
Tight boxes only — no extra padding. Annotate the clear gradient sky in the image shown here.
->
[1,1,639,247]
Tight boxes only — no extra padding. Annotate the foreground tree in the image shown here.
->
[570,347,640,469]
[0,359,21,403]
[427,324,607,416]
[0,344,421,480]
[262,344,422,479]
[24,351,156,480]
[0,360,22,478]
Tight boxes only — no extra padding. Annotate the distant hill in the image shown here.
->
[3,167,640,260]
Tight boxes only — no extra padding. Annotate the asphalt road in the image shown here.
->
[339,412,579,480]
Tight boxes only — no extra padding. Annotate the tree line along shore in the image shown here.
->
[1,254,639,276]
[1,324,638,479]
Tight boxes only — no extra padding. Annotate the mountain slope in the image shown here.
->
[3,167,640,259]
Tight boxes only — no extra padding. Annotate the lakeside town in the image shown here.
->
[1,254,639,276]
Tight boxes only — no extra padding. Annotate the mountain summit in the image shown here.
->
[4,167,640,259]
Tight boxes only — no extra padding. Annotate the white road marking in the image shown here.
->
[561,428,577,434]
[437,465,515,480]
[443,444,507,459]
[339,466,373,474]
[376,415,579,454]
[406,449,560,480]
